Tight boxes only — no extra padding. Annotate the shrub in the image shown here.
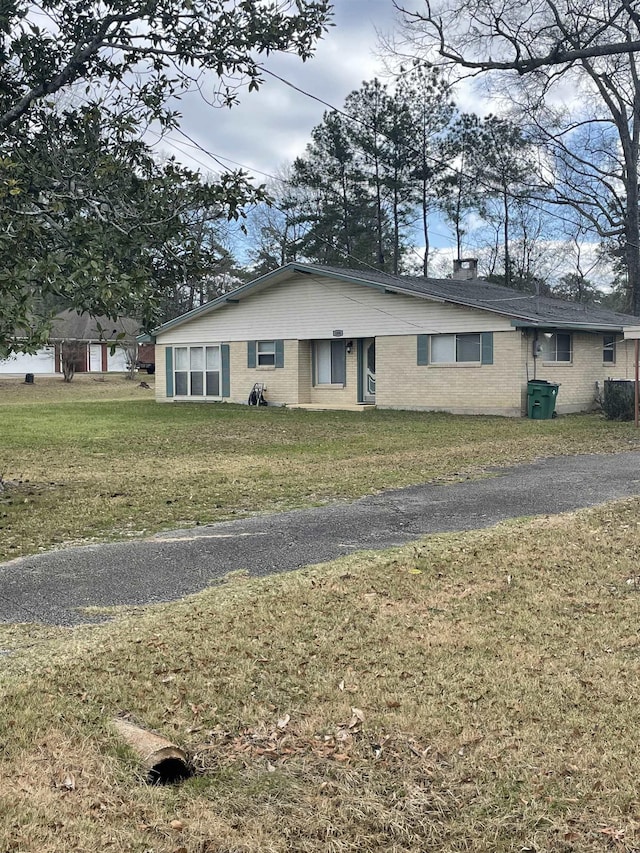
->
[603,379,635,420]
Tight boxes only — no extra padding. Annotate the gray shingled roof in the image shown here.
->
[50,310,139,342]
[312,265,637,330]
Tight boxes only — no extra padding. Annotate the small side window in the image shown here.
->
[603,335,616,364]
[257,340,276,366]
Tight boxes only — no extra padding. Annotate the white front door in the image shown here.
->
[361,338,376,404]
[89,344,102,372]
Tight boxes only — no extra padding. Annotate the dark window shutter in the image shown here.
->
[331,339,346,384]
[221,344,230,397]
[247,340,256,368]
[311,342,316,387]
[417,334,429,365]
[481,332,494,365]
[275,339,284,369]
[165,347,173,397]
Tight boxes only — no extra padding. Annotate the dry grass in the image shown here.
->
[1,379,640,561]
[0,373,154,405]
[2,499,640,851]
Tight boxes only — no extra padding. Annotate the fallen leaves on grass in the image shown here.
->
[3,501,640,851]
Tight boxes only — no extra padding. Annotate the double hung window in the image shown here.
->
[257,341,276,366]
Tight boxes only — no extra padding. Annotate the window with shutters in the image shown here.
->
[431,333,482,364]
[248,340,284,369]
[417,332,493,366]
[174,345,221,397]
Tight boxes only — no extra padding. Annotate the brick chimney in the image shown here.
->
[452,258,478,280]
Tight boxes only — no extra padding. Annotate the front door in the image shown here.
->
[89,344,102,372]
[361,338,376,404]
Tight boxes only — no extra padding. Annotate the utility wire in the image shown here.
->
[147,66,618,285]
[158,125,452,276]
[255,65,627,263]
[257,66,548,215]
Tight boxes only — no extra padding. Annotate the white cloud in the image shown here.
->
[150,0,398,179]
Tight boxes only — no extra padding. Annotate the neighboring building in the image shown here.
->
[136,343,156,374]
[0,310,140,375]
[143,262,638,416]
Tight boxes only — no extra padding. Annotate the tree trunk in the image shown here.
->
[393,180,400,275]
[374,151,385,269]
[422,182,430,277]
[628,229,640,316]
[503,185,511,288]
[341,171,351,258]
[627,155,640,315]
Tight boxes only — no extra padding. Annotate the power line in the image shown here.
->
[142,69,616,285]
[255,64,619,249]
[145,133,383,272]
[154,126,455,275]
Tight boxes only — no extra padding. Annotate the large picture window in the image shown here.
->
[540,332,572,363]
[174,345,221,396]
[431,333,482,364]
[314,339,346,385]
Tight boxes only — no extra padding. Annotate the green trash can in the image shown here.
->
[527,379,560,419]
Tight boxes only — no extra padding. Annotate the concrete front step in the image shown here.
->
[288,403,374,412]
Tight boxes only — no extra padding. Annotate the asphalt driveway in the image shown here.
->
[1,450,640,626]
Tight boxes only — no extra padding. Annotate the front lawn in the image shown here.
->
[2,375,640,851]
[1,374,639,561]
[1,500,639,851]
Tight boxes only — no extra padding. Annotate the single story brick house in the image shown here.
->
[144,262,638,416]
[0,310,139,375]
